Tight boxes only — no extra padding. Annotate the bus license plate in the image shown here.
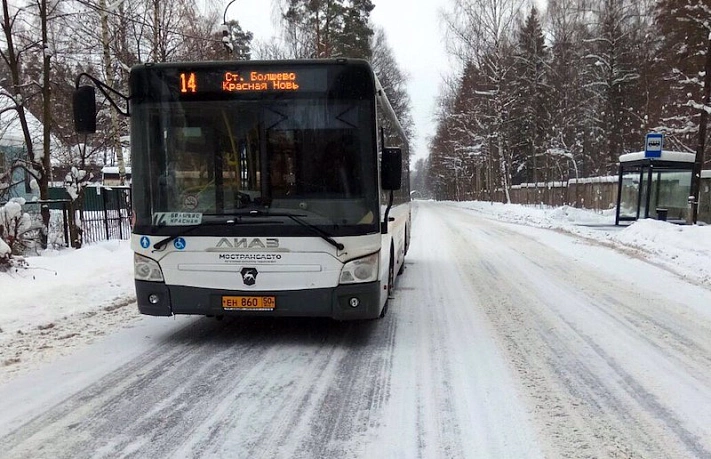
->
[222,296,276,310]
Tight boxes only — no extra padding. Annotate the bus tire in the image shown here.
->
[380,248,395,318]
[397,226,408,275]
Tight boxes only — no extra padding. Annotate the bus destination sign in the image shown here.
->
[179,69,317,95]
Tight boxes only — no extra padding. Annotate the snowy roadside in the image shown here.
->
[2,201,710,384]
[445,200,711,288]
[0,241,139,383]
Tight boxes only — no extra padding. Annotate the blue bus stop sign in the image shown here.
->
[645,133,663,158]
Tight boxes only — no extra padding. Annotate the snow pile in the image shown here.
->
[0,198,32,267]
[612,219,711,285]
[447,200,711,287]
[0,238,9,259]
[0,241,136,382]
[451,201,613,227]
[0,198,31,234]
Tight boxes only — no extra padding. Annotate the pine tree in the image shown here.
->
[583,0,644,174]
[509,6,550,186]
[339,0,374,59]
[281,0,374,58]
[546,0,588,190]
[283,0,346,58]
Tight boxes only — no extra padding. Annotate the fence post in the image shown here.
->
[118,192,123,240]
[62,201,70,247]
[102,188,110,240]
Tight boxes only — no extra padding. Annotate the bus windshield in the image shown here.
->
[132,97,379,233]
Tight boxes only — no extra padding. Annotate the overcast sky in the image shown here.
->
[223,1,454,165]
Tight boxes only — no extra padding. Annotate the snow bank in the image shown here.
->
[446,200,711,287]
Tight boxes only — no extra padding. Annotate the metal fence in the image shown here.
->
[19,200,72,250]
[76,186,132,244]
[3,186,132,249]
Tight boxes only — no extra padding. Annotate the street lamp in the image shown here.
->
[222,0,238,54]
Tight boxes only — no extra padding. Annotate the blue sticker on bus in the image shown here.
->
[174,237,187,250]
[140,236,150,249]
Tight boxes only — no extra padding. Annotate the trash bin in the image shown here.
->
[656,208,668,221]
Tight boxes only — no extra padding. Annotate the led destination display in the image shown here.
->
[177,68,327,95]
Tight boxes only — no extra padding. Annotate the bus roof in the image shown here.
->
[129,58,373,73]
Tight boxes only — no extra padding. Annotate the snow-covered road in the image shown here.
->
[1,201,711,458]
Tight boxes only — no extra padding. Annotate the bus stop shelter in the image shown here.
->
[615,150,696,225]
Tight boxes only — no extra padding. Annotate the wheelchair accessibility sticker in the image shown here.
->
[140,236,150,249]
[174,237,187,250]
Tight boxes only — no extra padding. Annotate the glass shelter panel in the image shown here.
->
[649,169,691,222]
[618,168,642,220]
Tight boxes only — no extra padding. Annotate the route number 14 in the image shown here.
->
[180,72,197,93]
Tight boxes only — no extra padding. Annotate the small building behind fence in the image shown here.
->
[102,166,131,186]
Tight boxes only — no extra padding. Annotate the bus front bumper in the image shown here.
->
[134,280,384,320]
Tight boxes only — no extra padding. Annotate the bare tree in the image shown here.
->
[1,0,56,246]
[441,0,524,202]
[370,27,414,145]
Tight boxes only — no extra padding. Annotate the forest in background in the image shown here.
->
[4,0,711,257]
[421,0,711,205]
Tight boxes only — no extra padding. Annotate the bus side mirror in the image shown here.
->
[73,85,97,134]
[381,147,402,191]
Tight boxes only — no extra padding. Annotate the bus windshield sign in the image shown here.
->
[178,68,327,95]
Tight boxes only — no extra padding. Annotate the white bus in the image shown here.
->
[75,59,410,320]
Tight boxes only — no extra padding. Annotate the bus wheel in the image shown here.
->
[380,250,395,318]
[398,227,408,275]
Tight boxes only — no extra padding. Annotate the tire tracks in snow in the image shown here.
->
[364,202,543,459]
[0,316,398,459]
[434,203,711,458]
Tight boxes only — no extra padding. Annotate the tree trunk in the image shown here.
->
[1,0,38,190]
[498,135,511,204]
[691,35,711,224]
[152,0,160,61]
[99,0,126,185]
[40,0,52,249]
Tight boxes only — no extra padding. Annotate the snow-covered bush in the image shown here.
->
[64,166,93,248]
[65,166,89,201]
[0,198,33,270]
[0,236,10,268]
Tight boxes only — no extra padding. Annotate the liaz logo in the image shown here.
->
[216,238,279,249]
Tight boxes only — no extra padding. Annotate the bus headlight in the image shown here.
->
[339,252,379,284]
[134,253,164,282]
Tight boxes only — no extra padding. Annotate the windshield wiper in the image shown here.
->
[244,209,345,251]
[151,216,260,251]
[151,210,344,252]
[152,224,201,251]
